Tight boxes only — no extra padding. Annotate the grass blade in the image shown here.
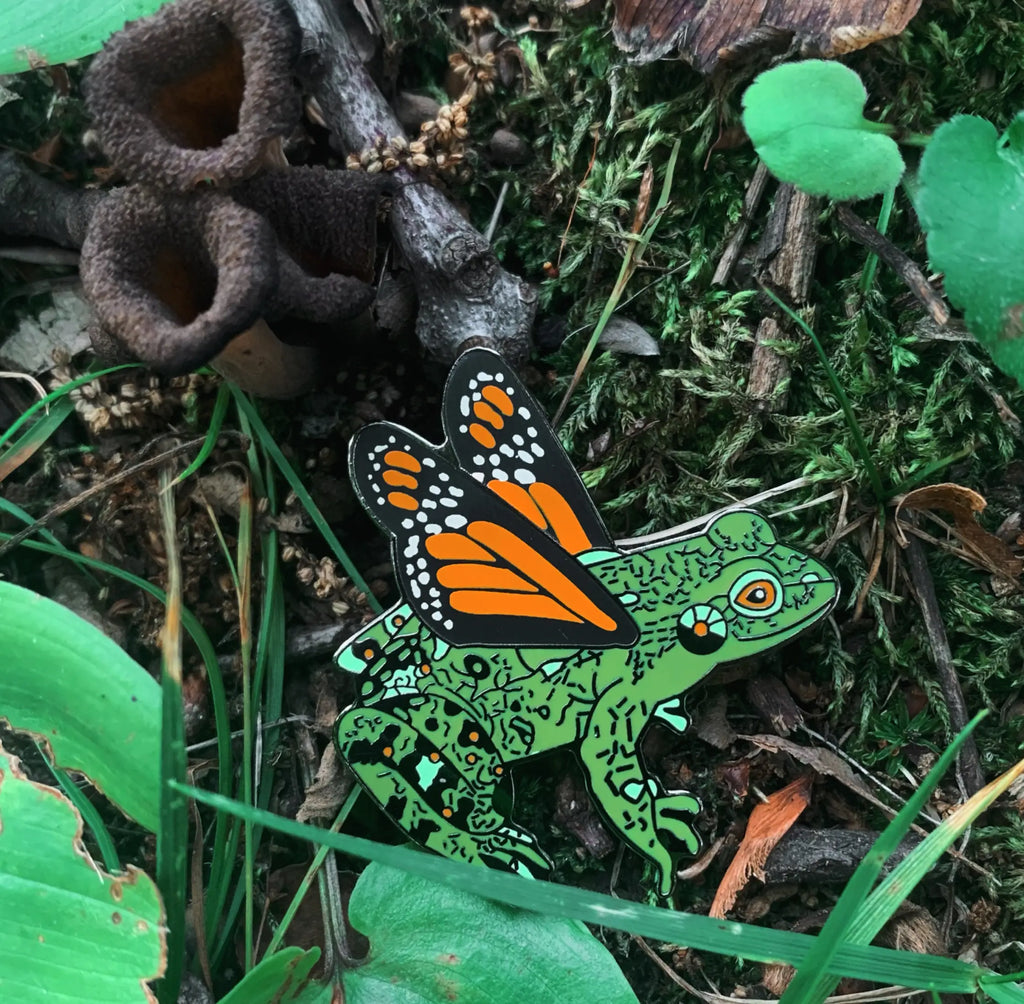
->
[171,781,988,994]
[229,387,381,613]
[156,470,188,1004]
[0,394,75,483]
[0,363,138,453]
[779,712,986,1003]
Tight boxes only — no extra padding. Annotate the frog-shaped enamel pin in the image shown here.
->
[335,348,838,894]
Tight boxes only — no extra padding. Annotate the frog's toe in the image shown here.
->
[480,846,551,880]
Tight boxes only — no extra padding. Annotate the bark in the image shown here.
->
[288,0,537,363]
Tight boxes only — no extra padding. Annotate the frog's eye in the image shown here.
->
[677,605,727,654]
[728,570,783,617]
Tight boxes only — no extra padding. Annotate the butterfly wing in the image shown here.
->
[442,348,614,555]
[350,422,638,649]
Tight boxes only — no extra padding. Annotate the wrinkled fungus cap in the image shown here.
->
[85,0,301,190]
[233,167,395,324]
[80,186,278,374]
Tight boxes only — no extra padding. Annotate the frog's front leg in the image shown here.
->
[578,692,700,896]
[337,693,550,879]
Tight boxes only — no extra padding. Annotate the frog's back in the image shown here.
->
[336,603,449,702]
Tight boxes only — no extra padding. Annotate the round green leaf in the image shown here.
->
[0,0,167,75]
[0,581,160,830]
[0,746,164,1002]
[742,60,904,201]
[917,112,1024,384]
[343,863,640,1003]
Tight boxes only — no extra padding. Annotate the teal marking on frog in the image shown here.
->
[335,348,838,895]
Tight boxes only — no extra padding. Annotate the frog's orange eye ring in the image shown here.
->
[728,570,783,617]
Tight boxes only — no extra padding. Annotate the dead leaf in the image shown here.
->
[30,134,62,168]
[598,316,661,356]
[709,775,811,918]
[896,483,1023,584]
[738,734,897,822]
[611,0,923,73]
[296,744,352,823]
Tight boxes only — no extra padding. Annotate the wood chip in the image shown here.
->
[709,775,811,917]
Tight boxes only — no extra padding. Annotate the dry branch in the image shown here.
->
[288,0,537,363]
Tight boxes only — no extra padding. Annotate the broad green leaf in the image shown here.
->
[917,112,1024,384]
[742,60,904,200]
[0,746,164,1002]
[0,580,160,830]
[343,862,640,1004]
[217,948,325,1004]
[0,0,167,75]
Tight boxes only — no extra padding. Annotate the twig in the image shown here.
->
[836,205,949,325]
[901,527,986,795]
[632,936,716,1002]
[633,935,931,1004]
[556,127,600,269]
[747,186,821,410]
[483,180,509,244]
[287,0,536,363]
[0,152,104,247]
[712,161,770,286]
[616,476,823,550]
[553,139,680,424]
[0,246,80,266]
[0,435,206,559]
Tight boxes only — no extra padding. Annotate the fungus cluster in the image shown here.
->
[80,0,392,396]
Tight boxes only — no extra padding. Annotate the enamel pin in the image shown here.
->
[335,348,838,893]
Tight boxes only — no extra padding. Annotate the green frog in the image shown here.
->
[335,348,838,894]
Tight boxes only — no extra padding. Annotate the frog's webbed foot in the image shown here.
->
[337,697,550,879]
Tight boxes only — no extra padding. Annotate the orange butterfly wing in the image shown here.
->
[442,350,612,557]
[349,425,637,649]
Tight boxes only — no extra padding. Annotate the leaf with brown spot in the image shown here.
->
[611,0,923,73]
[0,745,165,1001]
[709,775,812,918]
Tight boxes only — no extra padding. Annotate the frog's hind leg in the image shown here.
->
[337,697,550,879]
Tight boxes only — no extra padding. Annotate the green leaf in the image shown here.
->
[0,581,161,830]
[0,746,164,1001]
[216,948,324,1004]
[916,112,1024,384]
[343,863,640,1004]
[742,60,904,200]
[0,0,167,75]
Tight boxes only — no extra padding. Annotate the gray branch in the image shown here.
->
[288,0,537,363]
